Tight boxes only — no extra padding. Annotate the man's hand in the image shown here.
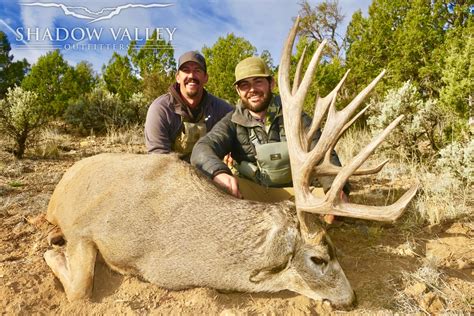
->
[213,173,242,199]
[223,153,234,168]
[323,191,349,224]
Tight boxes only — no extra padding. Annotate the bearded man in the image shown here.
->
[191,57,349,203]
[145,51,232,160]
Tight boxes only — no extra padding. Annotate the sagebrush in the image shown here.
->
[0,86,47,158]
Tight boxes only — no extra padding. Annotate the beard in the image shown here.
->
[242,92,273,113]
[183,79,202,98]
[185,89,199,98]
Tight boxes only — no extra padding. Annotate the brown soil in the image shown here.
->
[1,137,472,314]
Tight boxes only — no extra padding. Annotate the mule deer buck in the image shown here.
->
[44,18,418,307]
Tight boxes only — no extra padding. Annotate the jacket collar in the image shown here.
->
[231,95,279,128]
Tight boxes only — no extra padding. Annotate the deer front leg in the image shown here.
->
[44,239,97,301]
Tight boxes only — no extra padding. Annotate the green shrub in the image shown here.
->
[367,81,444,160]
[123,92,149,124]
[435,139,473,184]
[0,86,48,158]
[65,87,148,134]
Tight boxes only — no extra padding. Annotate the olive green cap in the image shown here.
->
[234,57,271,85]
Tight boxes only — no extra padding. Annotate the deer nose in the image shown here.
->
[329,290,357,310]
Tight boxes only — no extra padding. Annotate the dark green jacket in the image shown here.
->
[190,95,350,193]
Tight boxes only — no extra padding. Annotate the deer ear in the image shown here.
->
[249,261,289,283]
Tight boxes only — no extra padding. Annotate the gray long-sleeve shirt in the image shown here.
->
[144,83,233,154]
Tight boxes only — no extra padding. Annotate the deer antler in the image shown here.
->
[278,17,418,227]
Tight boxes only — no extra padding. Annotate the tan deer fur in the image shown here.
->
[44,153,354,306]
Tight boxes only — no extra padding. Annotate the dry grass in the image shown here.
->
[335,127,373,166]
[20,125,146,158]
[106,124,144,146]
[105,124,145,153]
[336,127,473,226]
[416,172,472,224]
[33,127,74,158]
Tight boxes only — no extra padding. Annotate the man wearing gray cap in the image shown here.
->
[145,51,232,159]
[191,56,349,209]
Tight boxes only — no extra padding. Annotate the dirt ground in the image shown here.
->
[1,136,472,315]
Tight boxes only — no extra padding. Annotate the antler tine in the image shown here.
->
[313,86,389,178]
[326,115,405,201]
[328,183,419,221]
[281,16,327,123]
[320,103,371,168]
[306,70,351,150]
[339,70,386,123]
[314,159,390,176]
[279,17,418,224]
[279,17,298,101]
[302,70,385,181]
[279,16,308,155]
[298,115,418,221]
[338,103,370,141]
[292,45,307,95]
[294,39,327,113]
[314,103,388,176]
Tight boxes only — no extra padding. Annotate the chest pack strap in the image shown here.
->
[249,128,261,146]
[172,114,206,156]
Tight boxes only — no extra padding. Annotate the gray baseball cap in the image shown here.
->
[178,51,207,73]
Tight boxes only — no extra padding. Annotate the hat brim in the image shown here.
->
[233,74,271,86]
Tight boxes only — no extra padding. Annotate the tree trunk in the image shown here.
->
[14,132,28,159]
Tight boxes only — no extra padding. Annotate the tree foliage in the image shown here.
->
[438,0,473,28]
[0,31,29,99]
[141,70,172,102]
[345,0,409,95]
[102,52,139,101]
[102,33,176,103]
[0,86,47,158]
[345,0,472,94]
[72,61,98,96]
[344,0,472,143]
[439,20,473,121]
[128,32,175,76]
[21,50,91,116]
[390,0,444,97]
[260,49,275,73]
[297,0,345,56]
[129,33,176,102]
[202,33,256,104]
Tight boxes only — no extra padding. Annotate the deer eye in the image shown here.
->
[311,256,328,267]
